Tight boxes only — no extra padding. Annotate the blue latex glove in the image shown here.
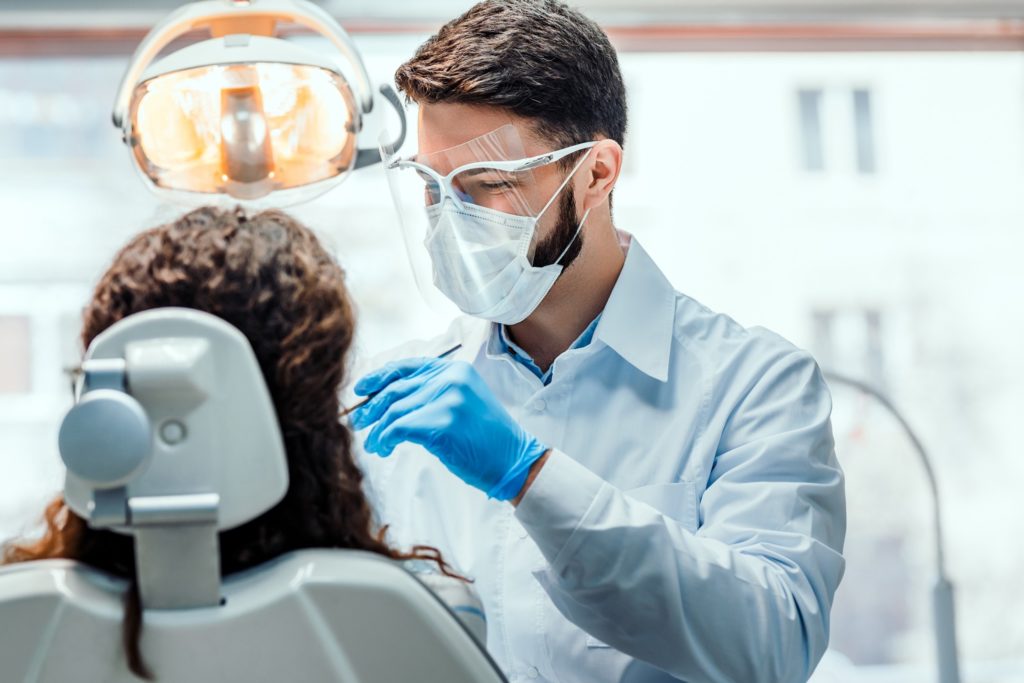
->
[350,357,549,501]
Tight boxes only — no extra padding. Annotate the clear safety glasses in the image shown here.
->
[387,139,597,217]
[379,121,597,313]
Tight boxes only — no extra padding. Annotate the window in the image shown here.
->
[798,88,826,171]
[0,315,32,394]
[853,88,877,174]
[796,86,878,175]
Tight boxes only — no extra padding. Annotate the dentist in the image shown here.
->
[351,1,846,681]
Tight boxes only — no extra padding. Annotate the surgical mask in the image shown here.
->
[423,153,592,325]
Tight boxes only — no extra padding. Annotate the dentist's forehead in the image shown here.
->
[415,102,542,158]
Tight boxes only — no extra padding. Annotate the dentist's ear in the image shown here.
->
[579,138,623,213]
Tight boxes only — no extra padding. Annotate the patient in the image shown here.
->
[1,206,479,679]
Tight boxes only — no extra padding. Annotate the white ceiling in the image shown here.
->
[2,0,1024,29]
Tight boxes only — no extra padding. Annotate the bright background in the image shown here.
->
[0,2,1022,681]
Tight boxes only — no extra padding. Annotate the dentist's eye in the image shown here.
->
[481,181,515,191]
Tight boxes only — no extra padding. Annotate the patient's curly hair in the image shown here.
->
[2,206,453,680]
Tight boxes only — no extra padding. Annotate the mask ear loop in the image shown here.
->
[533,148,594,221]
[553,207,592,267]
[535,148,595,267]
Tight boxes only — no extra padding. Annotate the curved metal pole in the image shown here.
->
[823,370,961,683]
[823,371,946,574]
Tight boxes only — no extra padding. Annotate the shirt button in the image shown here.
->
[518,528,529,540]
[531,398,547,412]
[527,666,539,679]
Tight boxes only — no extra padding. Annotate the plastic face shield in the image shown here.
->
[130,58,358,203]
[380,122,594,311]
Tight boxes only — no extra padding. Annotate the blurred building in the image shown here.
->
[0,3,1022,680]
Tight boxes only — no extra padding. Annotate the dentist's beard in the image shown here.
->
[530,190,584,270]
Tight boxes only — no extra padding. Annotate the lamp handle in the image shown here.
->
[354,84,407,170]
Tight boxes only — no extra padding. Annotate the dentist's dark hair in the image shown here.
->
[2,206,455,680]
[395,0,628,156]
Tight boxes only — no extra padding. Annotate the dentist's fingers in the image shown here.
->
[349,375,424,430]
[363,388,436,455]
[354,356,437,396]
[370,396,455,457]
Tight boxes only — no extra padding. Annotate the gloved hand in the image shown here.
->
[350,357,549,501]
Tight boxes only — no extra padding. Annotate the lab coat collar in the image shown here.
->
[479,232,675,382]
[594,233,676,382]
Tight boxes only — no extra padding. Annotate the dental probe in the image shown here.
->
[341,343,463,417]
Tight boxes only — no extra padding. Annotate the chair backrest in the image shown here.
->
[59,307,292,609]
[2,308,504,681]
[0,549,506,682]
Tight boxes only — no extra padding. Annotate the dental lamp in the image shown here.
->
[823,370,961,683]
[112,0,406,204]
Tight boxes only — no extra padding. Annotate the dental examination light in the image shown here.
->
[112,0,406,205]
[823,371,961,683]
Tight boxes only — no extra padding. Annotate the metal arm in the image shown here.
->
[823,370,961,683]
[354,84,407,170]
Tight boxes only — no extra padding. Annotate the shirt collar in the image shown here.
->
[495,312,602,384]
[594,233,676,382]
[480,232,676,383]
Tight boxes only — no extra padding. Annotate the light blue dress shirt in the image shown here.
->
[356,233,846,683]
[497,313,601,385]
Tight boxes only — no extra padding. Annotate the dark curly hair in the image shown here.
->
[2,206,453,679]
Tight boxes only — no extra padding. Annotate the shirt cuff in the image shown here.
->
[514,449,608,569]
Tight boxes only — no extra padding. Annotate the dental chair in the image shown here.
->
[0,308,505,683]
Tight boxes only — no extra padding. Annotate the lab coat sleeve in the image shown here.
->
[515,350,846,683]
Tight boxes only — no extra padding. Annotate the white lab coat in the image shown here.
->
[355,234,846,683]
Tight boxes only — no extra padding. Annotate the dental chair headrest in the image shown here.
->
[59,308,288,608]
[61,307,288,532]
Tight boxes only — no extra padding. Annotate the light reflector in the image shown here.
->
[130,61,357,200]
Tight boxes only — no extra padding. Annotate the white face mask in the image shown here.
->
[423,154,592,325]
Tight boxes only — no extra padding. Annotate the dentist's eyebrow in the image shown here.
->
[457,167,520,178]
